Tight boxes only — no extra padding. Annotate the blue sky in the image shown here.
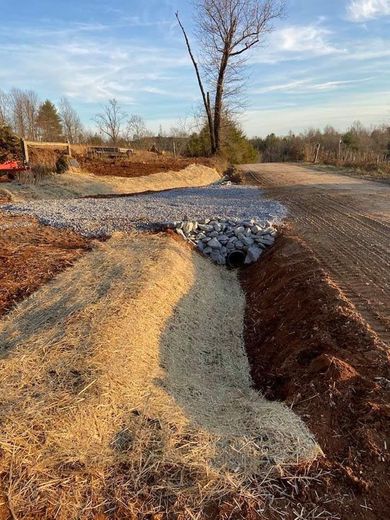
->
[0,0,389,137]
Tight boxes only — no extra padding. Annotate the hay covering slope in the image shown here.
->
[3,164,220,201]
[0,234,320,518]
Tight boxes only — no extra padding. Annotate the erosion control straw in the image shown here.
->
[0,233,321,519]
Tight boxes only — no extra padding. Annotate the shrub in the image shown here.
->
[0,125,23,163]
[185,119,258,164]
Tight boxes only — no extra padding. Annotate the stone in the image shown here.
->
[234,226,245,236]
[251,224,263,234]
[235,240,244,250]
[182,222,194,235]
[197,241,205,252]
[203,247,212,255]
[213,223,223,232]
[244,245,262,264]
[208,238,222,249]
[218,235,229,244]
[242,236,254,247]
[259,235,275,246]
[209,230,219,238]
[198,224,213,232]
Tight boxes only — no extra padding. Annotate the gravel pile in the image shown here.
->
[2,185,286,239]
[175,218,277,265]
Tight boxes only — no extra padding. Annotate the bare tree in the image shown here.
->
[9,88,40,139]
[176,0,284,154]
[127,114,149,140]
[94,99,127,145]
[59,97,84,143]
[0,89,10,126]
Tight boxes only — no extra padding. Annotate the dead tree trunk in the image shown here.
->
[176,13,216,154]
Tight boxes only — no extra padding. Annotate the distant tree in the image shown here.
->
[0,89,10,126]
[83,131,105,145]
[36,100,63,141]
[127,114,149,140]
[9,89,40,139]
[94,99,127,145]
[176,0,284,155]
[59,97,83,143]
[187,118,257,163]
[0,125,23,162]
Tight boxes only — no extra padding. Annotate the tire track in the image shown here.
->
[245,166,390,345]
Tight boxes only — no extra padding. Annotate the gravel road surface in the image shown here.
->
[2,185,286,238]
[240,162,390,346]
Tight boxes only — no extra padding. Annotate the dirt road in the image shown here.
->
[240,163,390,345]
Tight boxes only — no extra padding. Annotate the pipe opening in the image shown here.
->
[227,250,246,268]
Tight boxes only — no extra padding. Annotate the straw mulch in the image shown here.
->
[0,233,320,519]
[2,164,220,202]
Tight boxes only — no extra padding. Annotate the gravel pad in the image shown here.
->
[2,185,286,238]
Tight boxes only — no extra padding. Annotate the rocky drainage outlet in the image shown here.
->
[173,218,277,266]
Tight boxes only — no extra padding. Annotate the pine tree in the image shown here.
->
[36,100,63,142]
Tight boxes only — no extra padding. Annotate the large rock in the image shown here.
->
[245,245,263,264]
[208,238,222,249]
[182,222,194,235]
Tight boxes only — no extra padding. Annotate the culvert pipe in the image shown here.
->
[227,250,246,268]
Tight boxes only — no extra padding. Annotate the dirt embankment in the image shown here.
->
[1,164,220,201]
[241,234,390,519]
[76,152,221,178]
[0,213,91,317]
[240,163,390,346]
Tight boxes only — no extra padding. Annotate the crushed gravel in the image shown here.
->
[2,185,286,238]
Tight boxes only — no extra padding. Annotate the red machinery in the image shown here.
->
[0,160,29,173]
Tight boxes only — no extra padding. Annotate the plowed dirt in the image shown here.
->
[77,154,217,178]
[240,163,390,346]
[0,213,91,317]
[241,234,390,520]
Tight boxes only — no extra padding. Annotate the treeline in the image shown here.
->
[0,88,174,147]
[0,88,258,162]
[0,89,84,143]
[251,122,390,170]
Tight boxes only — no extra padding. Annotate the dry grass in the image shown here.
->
[2,164,220,202]
[0,233,320,519]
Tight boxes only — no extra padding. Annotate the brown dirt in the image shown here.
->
[76,153,218,178]
[240,162,390,346]
[240,233,390,520]
[0,213,91,317]
[25,146,220,178]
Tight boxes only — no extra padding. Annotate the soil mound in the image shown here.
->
[0,164,220,201]
[77,153,218,178]
[241,233,390,519]
[0,233,319,519]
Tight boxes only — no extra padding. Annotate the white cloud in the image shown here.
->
[253,77,373,94]
[243,91,390,136]
[0,35,191,105]
[252,24,344,63]
[346,0,390,22]
[277,26,340,54]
